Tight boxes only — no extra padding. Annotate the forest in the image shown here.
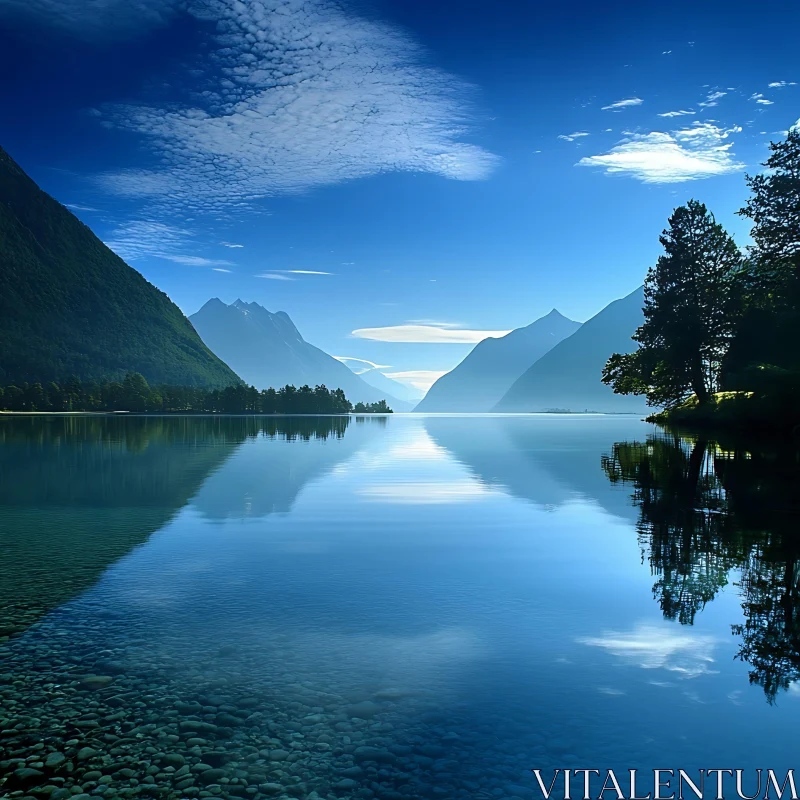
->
[0,373,393,415]
[602,128,800,431]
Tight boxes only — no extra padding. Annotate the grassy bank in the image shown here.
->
[648,391,800,436]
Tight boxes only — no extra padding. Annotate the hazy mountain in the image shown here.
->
[354,367,424,404]
[0,145,240,388]
[494,286,648,413]
[415,309,581,412]
[190,298,412,410]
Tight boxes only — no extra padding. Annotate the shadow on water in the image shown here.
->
[602,427,800,703]
[0,415,353,640]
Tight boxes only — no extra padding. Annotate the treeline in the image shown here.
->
[0,373,393,415]
[603,127,800,429]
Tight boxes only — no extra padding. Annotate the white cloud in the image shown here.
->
[757,99,774,106]
[578,122,744,183]
[579,624,718,679]
[384,369,448,391]
[768,81,796,88]
[698,90,726,108]
[357,480,500,504]
[89,0,498,214]
[333,356,393,374]
[160,255,236,267]
[103,219,193,262]
[351,323,511,343]
[221,241,243,248]
[255,273,294,281]
[601,97,643,111]
[658,110,695,118]
[212,268,231,273]
[267,270,333,276]
[558,131,590,142]
[65,203,99,211]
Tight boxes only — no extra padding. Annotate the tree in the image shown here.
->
[603,200,742,407]
[738,127,800,301]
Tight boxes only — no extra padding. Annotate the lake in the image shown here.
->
[1,413,799,800]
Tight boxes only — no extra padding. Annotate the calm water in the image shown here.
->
[1,414,799,800]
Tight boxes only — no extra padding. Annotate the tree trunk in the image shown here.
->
[691,359,710,405]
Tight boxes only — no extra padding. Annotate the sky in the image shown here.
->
[1,0,799,393]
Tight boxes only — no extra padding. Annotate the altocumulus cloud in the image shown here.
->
[578,122,744,183]
[73,0,500,213]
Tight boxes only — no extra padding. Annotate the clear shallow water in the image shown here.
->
[1,414,799,800]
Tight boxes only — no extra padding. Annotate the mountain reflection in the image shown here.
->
[602,430,800,702]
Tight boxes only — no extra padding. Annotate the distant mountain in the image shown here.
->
[0,145,240,388]
[190,298,412,410]
[494,286,648,413]
[415,309,581,412]
[354,367,424,404]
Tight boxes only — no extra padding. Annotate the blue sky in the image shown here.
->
[1,0,798,392]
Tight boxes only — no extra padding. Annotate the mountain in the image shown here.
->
[355,367,424,404]
[189,298,412,410]
[414,309,581,412]
[0,145,240,388]
[494,286,648,413]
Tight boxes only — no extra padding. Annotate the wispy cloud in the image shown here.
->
[255,273,294,281]
[384,369,449,391]
[65,203,99,211]
[333,356,393,375]
[88,0,498,214]
[558,131,590,142]
[160,255,236,267]
[698,90,726,108]
[657,110,695,118]
[212,268,231,273]
[578,122,744,183]
[103,219,193,262]
[750,94,774,106]
[601,97,643,111]
[267,270,333,276]
[768,81,796,88]
[351,323,511,343]
[221,241,243,248]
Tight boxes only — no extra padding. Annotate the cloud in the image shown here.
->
[221,241,243,248]
[558,132,590,142]
[351,323,511,343]
[601,97,643,111]
[160,255,236,267]
[212,268,231,273]
[90,0,498,214]
[332,356,393,374]
[658,110,695,118]
[255,273,294,281]
[768,81,796,88]
[579,624,718,680]
[384,369,448,391]
[357,480,500,504]
[266,270,333,276]
[750,93,773,105]
[0,0,180,38]
[103,219,193,262]
[578,122,744,183]
[698,90,726,108]
[65,203,99,211]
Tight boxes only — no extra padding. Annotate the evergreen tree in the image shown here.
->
[603,200,742,407]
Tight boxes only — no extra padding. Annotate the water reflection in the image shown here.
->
[602,429,800,702]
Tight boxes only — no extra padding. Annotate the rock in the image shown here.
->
[346,702,379,719]
[45,752,66,769]
[77,748,99,762]
[200,769,226,784]
[334,779,358,791]
[160,753,185,769]
[258,784,282,795]
[353,747,395,764]
[268,750,289,761]
[81,676,114,690]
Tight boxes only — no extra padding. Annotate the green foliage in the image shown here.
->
[0,374,373,415]
[353,399,393,413]
[603,200,742,408]
[0,146,241,388]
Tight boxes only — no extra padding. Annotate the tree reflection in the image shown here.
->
[602,430,800,702]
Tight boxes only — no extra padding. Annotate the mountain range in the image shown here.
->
[416,308,581,412]
[0,145,239,388]
[190,298,412,410]
[494,285,647,413]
